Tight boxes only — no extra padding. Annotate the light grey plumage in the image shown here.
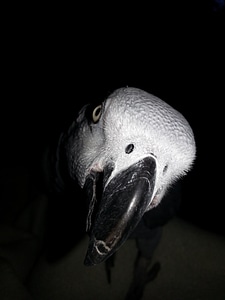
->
[69,87,195,206]
[60,86,196,265]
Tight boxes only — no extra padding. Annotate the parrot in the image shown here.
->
[47,86,196,269]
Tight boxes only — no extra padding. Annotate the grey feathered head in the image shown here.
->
[65,87,196,265]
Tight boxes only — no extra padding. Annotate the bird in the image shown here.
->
[47,86,196,298]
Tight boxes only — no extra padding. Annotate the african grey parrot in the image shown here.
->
[49,87,196,269]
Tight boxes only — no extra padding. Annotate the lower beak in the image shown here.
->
[84,156,156,266]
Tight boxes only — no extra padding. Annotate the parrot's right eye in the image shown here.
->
[92,105,102,123]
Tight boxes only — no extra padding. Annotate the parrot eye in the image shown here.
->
[92,105,102,123]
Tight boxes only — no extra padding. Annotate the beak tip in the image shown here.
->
[83,242,110,266]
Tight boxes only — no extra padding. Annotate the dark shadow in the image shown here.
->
[44,186,87,262]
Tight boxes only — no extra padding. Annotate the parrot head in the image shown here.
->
[64,87,196,266]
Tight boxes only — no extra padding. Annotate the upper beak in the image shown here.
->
[83,156,156,266]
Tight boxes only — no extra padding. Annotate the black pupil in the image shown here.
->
[125,144,134,154]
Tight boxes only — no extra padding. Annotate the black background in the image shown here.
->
[1,2,225,235]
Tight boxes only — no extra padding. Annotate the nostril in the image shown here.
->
[125,144,134,154]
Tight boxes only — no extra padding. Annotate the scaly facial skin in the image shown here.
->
[64,87,196,265]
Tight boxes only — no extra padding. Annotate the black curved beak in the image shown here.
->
[83,156,156,266]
